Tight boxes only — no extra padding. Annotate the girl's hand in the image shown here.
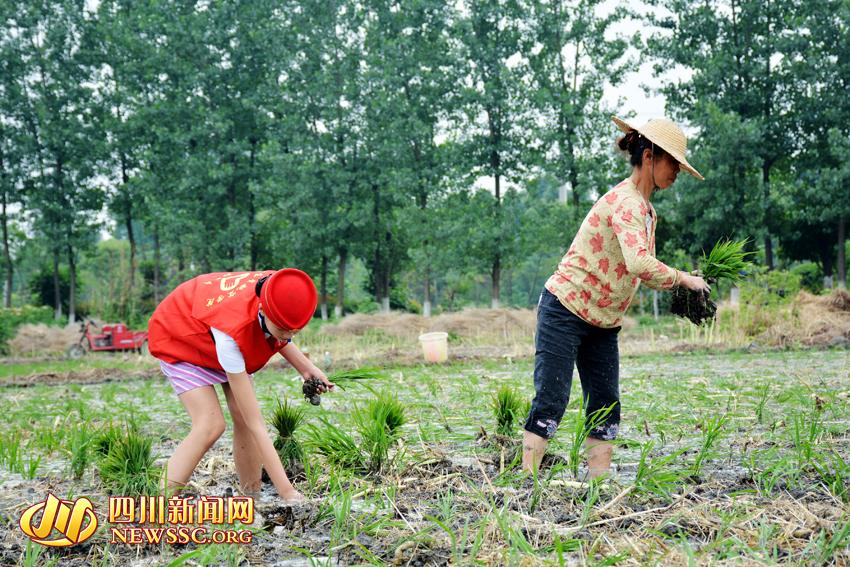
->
[679,271,711,294]
[302,366,335,393]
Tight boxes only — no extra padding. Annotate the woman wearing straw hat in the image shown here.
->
[148,268,334,502]
[522,116,710,479]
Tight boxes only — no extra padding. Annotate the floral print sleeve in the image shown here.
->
[611,196,680,291]
[544,178,682,328]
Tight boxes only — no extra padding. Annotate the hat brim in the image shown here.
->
[612,116,704,181]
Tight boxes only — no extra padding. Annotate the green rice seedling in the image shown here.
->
[801,518,850,565]
[0,430,22,473]
[436,490,455,522]
[633,442,690,500]
[306,418,366,472]
[68,425,94,479]
[491,385,524,436]
[98,428,160,496]
[21,539,57,567]
[699,238,753,282]
[365,392,406,436]
[92,422,127,459]
[427,515,470,566]
[304,366,386,405]
[529,461,566,514]
[270,397,305,470]
[19,451,41,480]
[790,408,823,468]
[579,477,603,526]
[328,366,387,384]
[354,394,406,473]
[754,384,771,424]
[493,503,536,556]
[691,413,729,478]
[812,451,850,503]
[672,238,752,325]
[567,399,616,478]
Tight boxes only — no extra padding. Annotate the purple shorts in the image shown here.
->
[159,361,233,396]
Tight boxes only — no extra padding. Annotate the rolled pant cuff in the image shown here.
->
[524,415,559,439]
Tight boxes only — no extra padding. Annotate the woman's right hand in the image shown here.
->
[679,271,711,294]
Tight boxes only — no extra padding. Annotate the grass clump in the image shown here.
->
[491,385,524,436]
[270,398,306,472]
[97,427,160,496]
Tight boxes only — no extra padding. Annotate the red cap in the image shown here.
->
[260,268,317,330]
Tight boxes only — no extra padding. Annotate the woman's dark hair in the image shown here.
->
[617,131,667,167]
[255,276,269,297]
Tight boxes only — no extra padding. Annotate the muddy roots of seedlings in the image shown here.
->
[302,377,323,405]
[670,287,717,326]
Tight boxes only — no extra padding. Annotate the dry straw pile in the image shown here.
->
[8,323,81,357]
[321,307,538,344]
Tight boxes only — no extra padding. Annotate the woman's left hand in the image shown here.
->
[302,366,335,393]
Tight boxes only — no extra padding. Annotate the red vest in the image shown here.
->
[149,271,288,374]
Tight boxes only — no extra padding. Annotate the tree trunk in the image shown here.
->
[763,165,774,269]
[67,244,76,323]
[153,226,161,304]
[120,155,135,295]
[320,254,328,321]
[124,202,135,319]
[248,139,258,270]
[1,189,12,308]
[652,290,659,320]
[838,215,847,289]
[52,251,62,321]
[423,265,431,318]
[335,247,347,319]
[491,254,501,309]
[491,171,501,309]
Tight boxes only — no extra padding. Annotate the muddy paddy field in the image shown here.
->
[0,345,848,565]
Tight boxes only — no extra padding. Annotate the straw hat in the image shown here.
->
[612,116,704,180]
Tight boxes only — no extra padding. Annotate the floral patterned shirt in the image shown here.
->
[545,178,681,328]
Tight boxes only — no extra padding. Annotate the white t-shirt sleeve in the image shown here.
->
[210,327,246,374]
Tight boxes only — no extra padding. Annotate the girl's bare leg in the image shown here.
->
[221,382,263,493]
[167,386,226,487]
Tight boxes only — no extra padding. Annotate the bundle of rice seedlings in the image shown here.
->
[303,366,385,405]
[270,398,305,471]
[491,386,524,436]
[671,238,752,326]
[92,422,127,458]
[355,393,407,473]
[98,428,160,496]
[305,418,366,471]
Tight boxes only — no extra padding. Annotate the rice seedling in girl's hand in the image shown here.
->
[270,398,305,471]
[671,238,753,326]
[302,366,385,406]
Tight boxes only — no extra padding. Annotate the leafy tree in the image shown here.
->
[649,0,802,268]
